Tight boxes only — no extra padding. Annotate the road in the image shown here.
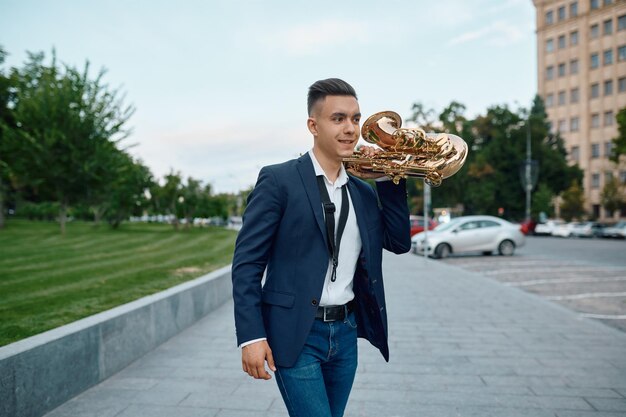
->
[427,236,626,333]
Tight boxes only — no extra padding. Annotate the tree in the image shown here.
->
[600,176,624,218]
[406,102,438,131]
[103,153,153,228]
[0,46,23,229]
[532,183,554,218]
[177,177,204,228]
[560,180,586,221]
[3,51,134,233]
[151,171,183,230]
[404,96,583,220]
[610,107,626,163]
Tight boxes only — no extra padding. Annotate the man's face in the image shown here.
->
[308,95,361,162]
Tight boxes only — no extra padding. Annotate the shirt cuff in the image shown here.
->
[239,338,267,348]
[375,176,392,182]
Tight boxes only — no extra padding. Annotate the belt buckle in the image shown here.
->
[323,307,331,322]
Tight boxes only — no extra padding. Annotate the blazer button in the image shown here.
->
[311,299,318,306]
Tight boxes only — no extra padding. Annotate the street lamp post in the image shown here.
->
[525,118,532,222]
[423,181,431,259]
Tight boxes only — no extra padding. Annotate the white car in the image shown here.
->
[534,219,565,236]
[603,221,626,239]
[551,222,576,237]
[570,221,604,238]
[411,215,526,259]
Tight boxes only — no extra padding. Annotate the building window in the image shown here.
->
[603,49,613,65]
[591,83,600,98]
[558,119,567,132]
[558,62,566,77]
[604,0,613,5]
[570,30,579,45]
[545,93,554,107]
[591,23,599,38]
[546,38,554,53]
[570,88,579,103]
[605,142,613,157]
[558,6,566,21]
[604,19,613,35]
[547,66,554,80]
[619,77,626,92]
[558,35,566,49]
[604,79,613,95]
[591,53,599,68]
[570,2,578,17]
[605,110,614,126]
[571,146,580,161]
[558,90,566,105]
[590,0,599,10]
[570,59,579,74]
[546,10,554,25]
[605,171,613,184]
[619,45,626,62]
[619,15,626,31]
[570,117,580,131]
[620,170,626,184]
[591,173,600,188]
[592,113,600,128]
[592,144,600,158]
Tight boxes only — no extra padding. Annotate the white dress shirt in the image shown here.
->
[309,150,362,307]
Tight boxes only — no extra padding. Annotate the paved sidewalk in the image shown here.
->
[45,253,626,417]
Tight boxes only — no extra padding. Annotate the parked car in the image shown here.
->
[409,215,437,237]
[534,219,566,236]
[570,221,605,238]
[411,215,525,259]
[602,221,626,239]
[552,222,577,238]
[519,219,537,235]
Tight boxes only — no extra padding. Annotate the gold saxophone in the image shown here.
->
[343,111,468,186]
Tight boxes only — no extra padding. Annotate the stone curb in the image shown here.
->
[0,265,233,417]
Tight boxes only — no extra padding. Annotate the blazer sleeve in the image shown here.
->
[231,166,283,346]
[375,178,411,254]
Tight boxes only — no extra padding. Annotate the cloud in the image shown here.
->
[447,20,526,47]
[257,18,372,56]
[130,121,312,193]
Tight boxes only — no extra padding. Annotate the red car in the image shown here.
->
[410,215,437,237]
[519,219,537,235]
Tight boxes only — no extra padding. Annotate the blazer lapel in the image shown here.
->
[347,177,370,257]
[297,153,327,242]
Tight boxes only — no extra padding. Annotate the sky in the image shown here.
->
[1,0,537,193]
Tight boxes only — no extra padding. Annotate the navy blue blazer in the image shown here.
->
[232,153,411,367]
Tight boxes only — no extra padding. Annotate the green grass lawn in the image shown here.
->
[0,219,237,347]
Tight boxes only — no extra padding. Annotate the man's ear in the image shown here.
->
[307,117,318,136]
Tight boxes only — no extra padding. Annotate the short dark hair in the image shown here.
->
[307,78,357,116]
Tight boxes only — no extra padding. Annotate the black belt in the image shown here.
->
[315,301,355,322]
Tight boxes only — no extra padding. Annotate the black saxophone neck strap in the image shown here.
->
[316,176,349,283]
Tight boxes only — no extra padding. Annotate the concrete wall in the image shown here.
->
[0,265,232,417]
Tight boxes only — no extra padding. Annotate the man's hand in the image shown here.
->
[347,145,387,179]
[242,340,276,380]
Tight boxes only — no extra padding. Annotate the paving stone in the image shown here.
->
[529,386,624,398]
[583,397,626,412]
[115,404,218,417]
[556,412,626,417]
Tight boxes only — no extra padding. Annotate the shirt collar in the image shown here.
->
[308,150,349,188]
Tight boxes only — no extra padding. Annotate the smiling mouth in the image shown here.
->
[339,139,355,144]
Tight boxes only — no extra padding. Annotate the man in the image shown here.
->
[232,78,411,417]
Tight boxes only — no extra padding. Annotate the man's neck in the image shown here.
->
[312,148,342,183]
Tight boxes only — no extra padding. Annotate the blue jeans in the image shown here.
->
[275,311,358,417]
